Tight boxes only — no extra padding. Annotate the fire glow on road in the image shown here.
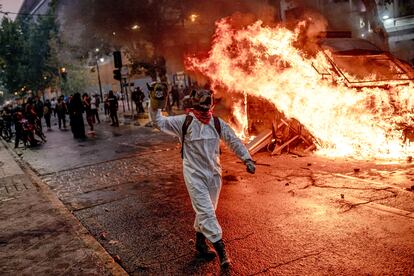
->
[186,18,414,160]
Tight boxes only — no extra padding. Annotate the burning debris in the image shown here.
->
[186,17,414,160]
[245,98,317,157]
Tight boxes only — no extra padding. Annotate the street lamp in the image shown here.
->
[189,13,199,23]
[131,24,140,30]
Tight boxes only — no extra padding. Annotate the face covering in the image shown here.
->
[188,108,213,124]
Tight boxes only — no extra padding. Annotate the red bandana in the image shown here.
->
[187,108,213,124]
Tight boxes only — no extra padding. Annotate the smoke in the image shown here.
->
[55,0,279,75]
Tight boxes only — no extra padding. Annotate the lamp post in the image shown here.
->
[94,48,104,102]
[96,57,104,102]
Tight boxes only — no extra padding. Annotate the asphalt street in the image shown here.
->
[8,114,414,275]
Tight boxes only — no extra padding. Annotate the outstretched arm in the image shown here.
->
[219,119,251,160]
[149,108,185,138]
[219,119,255,174]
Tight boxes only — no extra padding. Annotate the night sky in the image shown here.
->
[0,0,24,20]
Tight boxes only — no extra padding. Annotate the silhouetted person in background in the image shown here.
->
[69,93,86,139]
[171,85,180,108]
[34,96,44,129]
[91,94,100,123]
[107,90,119,127]
[83,93,95,132]
[44,99,52,130]
[56,96,67,129]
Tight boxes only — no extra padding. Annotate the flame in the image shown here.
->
[186,18,414,160]
[231,97,249,140]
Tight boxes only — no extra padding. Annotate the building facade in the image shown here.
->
[279,0,414,65]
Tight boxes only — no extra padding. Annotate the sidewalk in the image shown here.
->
[0,142,127,275]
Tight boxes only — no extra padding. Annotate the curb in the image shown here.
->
[0,140,129,276]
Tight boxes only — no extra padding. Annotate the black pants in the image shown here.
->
[135,102,145,113]
[45,115,51,128]
[58,114,66,129]
[110,111,119,126]
[70,115,86,139]
[14,128,22,148]
[172,97,180,108]
[92,109,100,123]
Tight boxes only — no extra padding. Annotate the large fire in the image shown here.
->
[186,18,414,160]
[231,93,249,140]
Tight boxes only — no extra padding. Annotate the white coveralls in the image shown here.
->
[150,109,252,243]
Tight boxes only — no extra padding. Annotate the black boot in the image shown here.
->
[195,232,216,260]
[213,239,231,269]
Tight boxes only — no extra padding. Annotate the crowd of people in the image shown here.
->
[0,89,126,148]
[0,82,199,150]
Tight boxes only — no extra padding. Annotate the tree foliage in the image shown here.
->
[59,65,90,96]
[0,17,27,94]
[0,1,58,96]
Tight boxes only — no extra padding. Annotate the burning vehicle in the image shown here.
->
[317,37,414,88]
[242,36,414,156]
[186,18,414,160]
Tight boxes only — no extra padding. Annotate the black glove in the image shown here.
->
[245,159,256,174]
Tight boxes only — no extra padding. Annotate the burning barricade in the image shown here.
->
[186,17,414,160]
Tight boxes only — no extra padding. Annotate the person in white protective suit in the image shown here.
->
[149,87,256,269]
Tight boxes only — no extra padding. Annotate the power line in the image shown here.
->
[0,10,53,18]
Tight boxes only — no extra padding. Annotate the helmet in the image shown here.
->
[191,89,213,111]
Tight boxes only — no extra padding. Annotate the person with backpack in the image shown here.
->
[149,87,256,270]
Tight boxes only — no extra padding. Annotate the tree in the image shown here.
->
[0,1,59,96]
[59,65,90,96]
[22,2,59,94]
[0,17,27,94]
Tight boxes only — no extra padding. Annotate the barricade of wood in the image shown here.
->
[247,114,317,156]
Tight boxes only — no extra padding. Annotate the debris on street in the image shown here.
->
[247,108,316,157]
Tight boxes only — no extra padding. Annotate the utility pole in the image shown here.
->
[120,78,125,112]
[113,51,125,112]
[96,59,103,102]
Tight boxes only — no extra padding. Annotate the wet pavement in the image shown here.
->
[16,115,174,175]
[4,114,414,275]
[0,142,124,276]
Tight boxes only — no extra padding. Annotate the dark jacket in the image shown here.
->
[107,95,118,112]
